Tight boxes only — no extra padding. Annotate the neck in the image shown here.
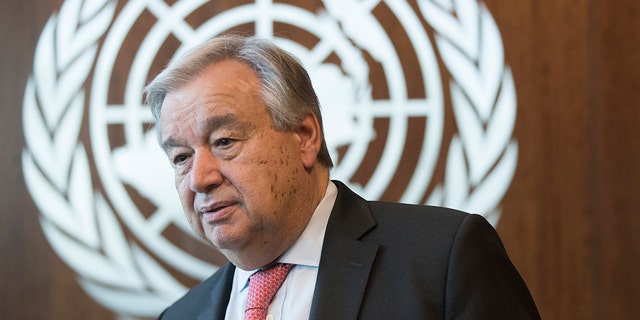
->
[226,166,330,270]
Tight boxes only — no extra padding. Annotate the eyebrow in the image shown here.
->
[161,113,240,152]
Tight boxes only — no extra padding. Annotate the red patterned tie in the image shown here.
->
[244,263,295,320]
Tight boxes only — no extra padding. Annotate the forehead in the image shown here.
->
[162,59,264,115]
[183,59,260,98]
[158,60,270,139]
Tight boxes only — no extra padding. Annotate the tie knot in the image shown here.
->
[245,263,294,320]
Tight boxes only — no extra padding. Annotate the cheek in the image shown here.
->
[174,167,190,187]
[186,215,207,244]
[234,134,299,204]
[267,145,300,201]
[175,175,194,207]
[174,177,205,238]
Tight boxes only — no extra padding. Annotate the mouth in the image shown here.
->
[198,201,238,224]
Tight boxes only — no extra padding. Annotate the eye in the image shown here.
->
[210,137,242,160]
[173,154,189,165]
[214,138,234,148]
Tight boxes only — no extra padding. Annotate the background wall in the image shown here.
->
[2,0,639,319]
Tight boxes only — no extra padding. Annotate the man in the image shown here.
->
[145,34,540,319]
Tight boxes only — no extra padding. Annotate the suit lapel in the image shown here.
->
[309,181,379,320]
[198,263,235,320]
[197,181,377,320]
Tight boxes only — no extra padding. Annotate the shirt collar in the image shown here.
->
[234,181,337,292]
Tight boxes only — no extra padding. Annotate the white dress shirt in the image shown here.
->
[224,182,338,320]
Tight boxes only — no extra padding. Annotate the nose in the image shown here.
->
[189,148,223,193]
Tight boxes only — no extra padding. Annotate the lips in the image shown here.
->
[198,201,238,224]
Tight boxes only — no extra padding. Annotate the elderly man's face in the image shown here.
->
[159,59,313,269]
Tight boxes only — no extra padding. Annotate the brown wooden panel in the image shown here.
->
[486,0,594,318]
[591,0,640,318]
[486,0,640,319]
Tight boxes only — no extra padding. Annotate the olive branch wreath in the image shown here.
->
[21,0,517,318]
[420,0,518,226]
[22,0,183,318]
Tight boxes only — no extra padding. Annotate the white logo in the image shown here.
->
[22,0,517,317]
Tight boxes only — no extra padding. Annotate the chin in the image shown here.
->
[207,232,249,252]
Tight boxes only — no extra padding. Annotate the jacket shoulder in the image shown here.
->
[159,263,235,319]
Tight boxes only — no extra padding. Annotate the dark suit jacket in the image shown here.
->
[159,180,540,319]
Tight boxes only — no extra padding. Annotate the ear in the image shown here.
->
[296,112,323,170]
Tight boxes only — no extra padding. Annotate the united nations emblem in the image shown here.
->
[22,0,518,317]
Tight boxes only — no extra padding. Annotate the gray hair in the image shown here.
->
[144,34,333,168]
